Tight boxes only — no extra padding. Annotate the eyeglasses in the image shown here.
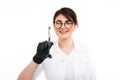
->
[54,20,74,29]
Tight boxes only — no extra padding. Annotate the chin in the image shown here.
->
[57,32,71,40]
[58,35,70,40]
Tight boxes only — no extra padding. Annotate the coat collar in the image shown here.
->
[50,40,86,54]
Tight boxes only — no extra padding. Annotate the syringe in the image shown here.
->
[47,25,52,58]
[48,26,51,43]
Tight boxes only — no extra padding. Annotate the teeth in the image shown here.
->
[59,30,67,34]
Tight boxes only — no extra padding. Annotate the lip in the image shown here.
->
[59,30,69,34]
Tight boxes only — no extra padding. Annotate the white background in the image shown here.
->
[0,0,120,80]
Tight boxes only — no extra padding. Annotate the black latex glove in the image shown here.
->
[33,41,54,64]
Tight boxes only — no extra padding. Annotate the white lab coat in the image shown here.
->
[33,41,96,80]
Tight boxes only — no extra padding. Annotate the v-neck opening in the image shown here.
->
[58,47,75,57]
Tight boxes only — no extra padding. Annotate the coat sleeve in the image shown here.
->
[90,64,97,80]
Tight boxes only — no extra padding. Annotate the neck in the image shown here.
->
[58,37,74,54]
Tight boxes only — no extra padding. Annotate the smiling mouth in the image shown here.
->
[59,30,69,34]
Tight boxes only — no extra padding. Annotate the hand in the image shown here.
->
[33,41,54,64]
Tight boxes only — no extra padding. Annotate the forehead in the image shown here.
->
[55,14,68,21]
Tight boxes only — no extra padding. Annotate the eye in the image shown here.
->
[65,20,73,24]
[55,20,62,24]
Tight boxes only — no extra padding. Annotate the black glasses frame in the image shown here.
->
[54,20,74,29]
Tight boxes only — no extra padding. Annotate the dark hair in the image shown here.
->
[53,7,78,25]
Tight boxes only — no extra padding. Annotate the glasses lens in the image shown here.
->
[65,21,73,28]
[54,21,62,28]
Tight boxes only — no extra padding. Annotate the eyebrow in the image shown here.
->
[55,20,73,22]
[55,20,62,22]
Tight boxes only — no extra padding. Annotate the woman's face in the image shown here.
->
[54,14,77,40]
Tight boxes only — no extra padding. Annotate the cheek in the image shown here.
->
[69,30,74,36]
[54,28,59,35]
[69,28,75,33]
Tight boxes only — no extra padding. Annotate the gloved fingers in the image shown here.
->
[37,41,47,49]
[44,41,54,49]
[37,42,42,50]
[44,41,48,48]
[49,42,54,47]
[45,54,52,58]
[37,41,54,50]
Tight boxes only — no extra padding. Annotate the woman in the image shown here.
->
[18,7,96,80]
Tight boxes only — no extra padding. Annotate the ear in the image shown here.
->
[74,25,78,30]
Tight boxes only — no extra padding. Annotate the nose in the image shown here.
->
[61,23,65,28]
